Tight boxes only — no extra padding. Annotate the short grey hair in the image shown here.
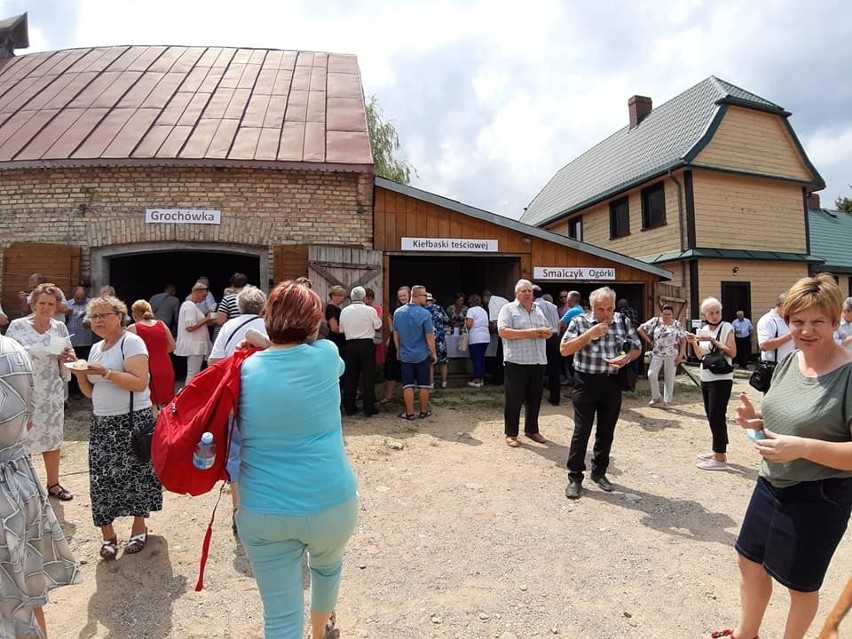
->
[514,278,533,294]
[589,286,616,307]
[351,286,366,302]
[237,286,267,315]
[700,296,722,314]
[843,296,852,312]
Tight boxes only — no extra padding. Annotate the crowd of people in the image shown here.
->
[0,270,849,639]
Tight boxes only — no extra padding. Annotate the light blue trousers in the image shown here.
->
[237,497,358,639]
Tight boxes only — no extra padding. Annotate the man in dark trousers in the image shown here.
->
[340,286,383,417]
[731,309,754,369]
[561,286,641,499]
[533,286,562,405]
[498,280,552,447]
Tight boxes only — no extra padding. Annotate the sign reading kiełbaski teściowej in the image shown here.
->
[145,209,221,225]
[533,266,616,280]
[401,237,498,252]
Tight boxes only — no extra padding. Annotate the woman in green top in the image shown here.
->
[716,274,852,639]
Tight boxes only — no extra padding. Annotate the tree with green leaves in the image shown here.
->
[366,95,414,184]
[836,190,852,213]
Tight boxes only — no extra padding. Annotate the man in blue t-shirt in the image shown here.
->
[393,285,437,420]
[558,291,583,382]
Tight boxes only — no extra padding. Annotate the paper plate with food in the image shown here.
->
[64,359,91,371]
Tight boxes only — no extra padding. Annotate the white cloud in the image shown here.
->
[4,0,851,215]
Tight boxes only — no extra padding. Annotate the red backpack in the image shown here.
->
[152,347,259,589]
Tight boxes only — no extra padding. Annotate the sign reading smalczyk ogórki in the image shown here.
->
[401,237,498,252]
[145,209,221,225]
[533,266,616,280]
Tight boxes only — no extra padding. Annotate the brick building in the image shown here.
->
[0,35,373,317]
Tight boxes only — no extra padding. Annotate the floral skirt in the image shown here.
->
[89,409,163,527]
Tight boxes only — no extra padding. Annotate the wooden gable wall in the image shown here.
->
[374,186,664,287]
[693,106,815,181]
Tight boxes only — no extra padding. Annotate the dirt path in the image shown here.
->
[46,373,850,638]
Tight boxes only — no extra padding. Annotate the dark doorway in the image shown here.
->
[388,255,521,309]
[720,281,751,323]
[109,250,261,306]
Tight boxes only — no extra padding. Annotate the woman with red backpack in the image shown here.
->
[236,280,358,639]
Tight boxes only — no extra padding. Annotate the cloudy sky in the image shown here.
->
[4,0,851,219]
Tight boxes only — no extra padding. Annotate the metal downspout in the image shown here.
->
[668,170,687,290]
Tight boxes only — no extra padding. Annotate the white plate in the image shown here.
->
[63,362,91,372]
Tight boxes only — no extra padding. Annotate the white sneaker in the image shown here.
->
[467,380,482,388]
[648,398,663,406]
[697,452,727,461]
[697,458,728,471]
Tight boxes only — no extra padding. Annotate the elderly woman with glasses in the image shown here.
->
[6,282,76,501]
[68,295,162,560]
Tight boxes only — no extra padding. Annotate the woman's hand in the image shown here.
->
[735,393,763,430]
[58,347,77,363]
[754,429,806,463]
[84,362,108,377]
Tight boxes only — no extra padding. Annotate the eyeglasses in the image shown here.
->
[89,312,117,321]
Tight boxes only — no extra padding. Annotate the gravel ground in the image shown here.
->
[44,371,850,638]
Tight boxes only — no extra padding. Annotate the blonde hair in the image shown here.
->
[782,273,843,323]
[131,299,154,320]
[87,295,127,319]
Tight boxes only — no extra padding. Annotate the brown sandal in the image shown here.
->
[100,537,117,560]
[47,483,74,501]
[125,529,147,554]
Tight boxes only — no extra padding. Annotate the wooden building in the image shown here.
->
[520,77,825,323]
[374,178,671,318]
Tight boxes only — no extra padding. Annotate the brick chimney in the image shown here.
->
[806,192,820,209]
[628,95,652,127]
[0,13,28,59]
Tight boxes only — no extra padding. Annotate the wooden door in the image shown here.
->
[2,243,82,321]
[308,245,383,303]
[653,282,686,321]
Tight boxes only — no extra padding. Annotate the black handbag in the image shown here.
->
[616,316,637,392]
[617,364,637,392]
[701,325,733,375]
[128,390,155,464]
[748,325,778,393]
[748,360,776,393]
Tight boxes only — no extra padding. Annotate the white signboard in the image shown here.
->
[401,237,498,252]
[145,209,221,225]
[533,266,616,280]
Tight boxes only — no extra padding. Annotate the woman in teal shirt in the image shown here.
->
[237,280,358,639]
[722,274,852,639]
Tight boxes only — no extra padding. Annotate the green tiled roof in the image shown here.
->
[808,207,852,273]
[521,76,821,226]
[641,248,823,265]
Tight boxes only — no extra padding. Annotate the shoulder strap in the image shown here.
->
[224,316,260,351]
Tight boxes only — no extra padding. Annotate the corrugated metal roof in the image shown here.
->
[0,45,372,169]
[808,207,852,273]
[376,176,672,280]
[521,76,814,226]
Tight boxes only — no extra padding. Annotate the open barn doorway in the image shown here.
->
[92,243,267,305]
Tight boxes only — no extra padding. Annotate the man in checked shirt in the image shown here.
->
[560,286,641,499]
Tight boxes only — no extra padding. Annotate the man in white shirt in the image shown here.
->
[533,286,562,405]
[836,296,852,348]
[339,286,383,417]
[757,294,795,363]
[483,289,509,385]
